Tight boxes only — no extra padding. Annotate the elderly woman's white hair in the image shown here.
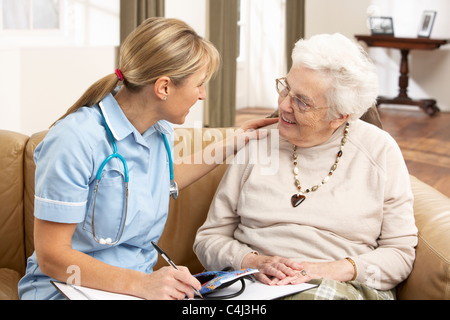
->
[292,33,379,121]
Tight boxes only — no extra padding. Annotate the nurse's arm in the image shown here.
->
[174,117,278,190]
[34,218,142,295]
[34,218,201,299]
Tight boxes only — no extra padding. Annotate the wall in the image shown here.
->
[165,0,207,128]
[0,48,21,132]
[20,46,116,134]
[305,0,450,112]
[0,0,208,134]
[0,0,120,135]
[0,46,117,136]
[2,0,448,136]
[305,0,371,39]
[369,0,450,112]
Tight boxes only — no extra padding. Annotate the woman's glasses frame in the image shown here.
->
[275,77,326,113]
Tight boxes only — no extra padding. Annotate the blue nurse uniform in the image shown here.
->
[18,93,173,299]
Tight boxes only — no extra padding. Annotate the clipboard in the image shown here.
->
[51,281,143,300]
[51,278,316,300]
[199,278,317,300]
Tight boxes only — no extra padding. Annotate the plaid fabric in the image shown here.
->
[281,279,396,300]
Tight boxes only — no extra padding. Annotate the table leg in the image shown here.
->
[376,48,440,116]
[398,49,410,99]
[377,97,440,115]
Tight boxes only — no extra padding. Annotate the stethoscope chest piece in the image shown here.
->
[170,180,178,200]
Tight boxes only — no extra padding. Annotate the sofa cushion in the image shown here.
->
[155,128,232,273]
[0,130,28,276]
[0,268,21,300]
[397,175,450,300]
[156,164,229,274]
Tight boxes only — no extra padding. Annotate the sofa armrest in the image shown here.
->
[23,131,48,260]
[397,175,450,300]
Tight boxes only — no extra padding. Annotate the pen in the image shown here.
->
[151,241,203,298]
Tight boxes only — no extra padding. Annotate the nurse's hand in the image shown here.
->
[240,117,279,131]
[222,117,279,157]
[174,117,279,190]
[236,117,279,142]
[138,266,202,300]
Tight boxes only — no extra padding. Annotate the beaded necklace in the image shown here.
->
[291,123,350,207]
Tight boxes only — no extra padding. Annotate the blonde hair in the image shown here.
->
[55,17,220,124]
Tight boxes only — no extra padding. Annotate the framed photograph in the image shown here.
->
[369,17,394,36]
[418,11,437,38]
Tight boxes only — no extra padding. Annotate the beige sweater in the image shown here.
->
[194,120,418,290]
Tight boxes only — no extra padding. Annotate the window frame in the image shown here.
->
[0,0,64,34]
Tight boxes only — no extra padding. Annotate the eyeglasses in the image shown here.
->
[275,77,325,113]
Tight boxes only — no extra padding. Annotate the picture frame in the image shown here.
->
[369,17,394,36]
[418,11,437,38]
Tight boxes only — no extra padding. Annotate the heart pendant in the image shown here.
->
[291,194,306,207]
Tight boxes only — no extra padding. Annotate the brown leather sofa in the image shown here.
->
[1,126,449,300]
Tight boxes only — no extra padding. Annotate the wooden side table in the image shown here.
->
[355,35,448,116]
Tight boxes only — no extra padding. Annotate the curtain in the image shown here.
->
[285,0,305,71]
[120,0,165,44]
[205,0,239,128]
[243,0,286,109]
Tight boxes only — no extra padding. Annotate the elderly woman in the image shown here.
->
[193,33,418,300]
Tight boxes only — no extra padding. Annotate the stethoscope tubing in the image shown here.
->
[92,106,177,245]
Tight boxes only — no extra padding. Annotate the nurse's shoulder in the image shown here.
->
[35,106,104,160]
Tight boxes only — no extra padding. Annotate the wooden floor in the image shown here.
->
[236,106,450,198]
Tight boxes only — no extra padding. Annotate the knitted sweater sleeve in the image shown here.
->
[350,132,418,290]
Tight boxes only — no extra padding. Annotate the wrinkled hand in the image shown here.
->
[273,260,356,286]
[241,254,304,285]
[271,268,312,286]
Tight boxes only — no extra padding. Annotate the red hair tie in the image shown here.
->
[115,69,124,81]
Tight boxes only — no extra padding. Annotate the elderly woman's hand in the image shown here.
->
[273,259,356,286]
[241,253,304,285]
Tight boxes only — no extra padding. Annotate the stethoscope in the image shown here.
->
[92,109,178,245]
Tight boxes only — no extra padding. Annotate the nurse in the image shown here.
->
[18,17,277,300]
